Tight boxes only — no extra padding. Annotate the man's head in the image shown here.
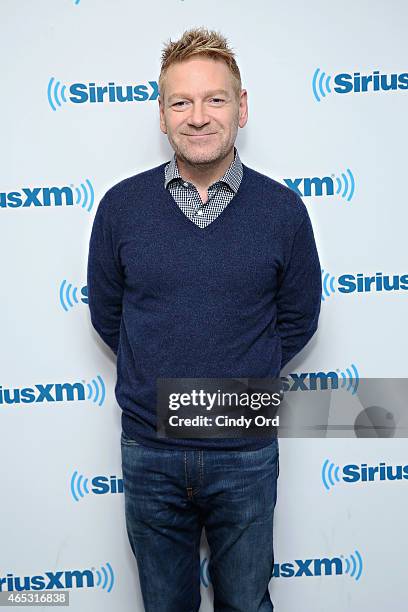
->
[159,28,248,167]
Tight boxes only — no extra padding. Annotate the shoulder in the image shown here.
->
[93,163,167,228]
[102,162,167,205]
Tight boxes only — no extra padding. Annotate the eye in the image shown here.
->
[210,98,225,104]
[173,101,188,107]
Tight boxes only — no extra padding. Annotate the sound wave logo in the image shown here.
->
[338,363,359,394]
[72,179,94,211]
[60,279,81,311]
[59,280,88,311]
[322,459,341,490]
[84,375,106,406]
[333,169,355,201]
[200,558,211,588]
[321,269,336,300]
[312,68,332,102]
[93,562,114,592]
[340,550,363,581]
[48,77,68,111]
[70,471,90,501]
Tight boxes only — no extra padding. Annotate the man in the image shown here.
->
[87,27,321,612]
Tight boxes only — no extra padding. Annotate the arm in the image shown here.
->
[87,192,124,355]
[276,205,322,370]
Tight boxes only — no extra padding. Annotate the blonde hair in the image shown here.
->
[159,27,242,100]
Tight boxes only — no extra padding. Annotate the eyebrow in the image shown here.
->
[167,89,230,102]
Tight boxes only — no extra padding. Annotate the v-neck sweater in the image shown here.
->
[87,161,322,450]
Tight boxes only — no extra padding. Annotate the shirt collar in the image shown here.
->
[164,147,243,193]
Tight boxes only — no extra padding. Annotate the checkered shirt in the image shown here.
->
[164,148,243,228]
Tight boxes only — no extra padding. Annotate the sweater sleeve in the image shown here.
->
[276,206,322,370]
[87,192,124,355]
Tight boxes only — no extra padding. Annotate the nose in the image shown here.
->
[188,102,210,128]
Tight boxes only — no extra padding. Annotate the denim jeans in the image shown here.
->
[121,432,279,612]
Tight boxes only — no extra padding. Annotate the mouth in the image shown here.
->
[182,133,217,138]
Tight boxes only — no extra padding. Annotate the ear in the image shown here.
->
[238,89,248,128]
[159,96,167,134]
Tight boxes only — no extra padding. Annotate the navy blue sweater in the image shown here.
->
[87,162,322,450]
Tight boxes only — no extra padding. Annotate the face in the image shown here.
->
[159,57,248,166]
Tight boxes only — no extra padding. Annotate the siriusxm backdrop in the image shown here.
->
[1,1,407,610]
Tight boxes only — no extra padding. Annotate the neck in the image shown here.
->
[176,148,235,191]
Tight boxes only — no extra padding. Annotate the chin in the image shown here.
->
[180,147,227,166]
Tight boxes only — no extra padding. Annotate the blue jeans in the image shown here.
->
[121,432,279,612]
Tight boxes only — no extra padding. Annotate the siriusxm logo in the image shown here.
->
[47,78,158,111]
[60,281,88,311]
[0,180,94,212]
[283,169,355,201]
[0,563,114,593]
[0,375,105,407]
[312,68,408,102]
[322,459,408,490]
[70,471,123,501]
[322,269,408,300]
[273,550,363,580]
[201,550,363,585]
[282,364,359,395]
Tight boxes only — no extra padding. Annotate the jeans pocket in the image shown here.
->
[121,431,141,446]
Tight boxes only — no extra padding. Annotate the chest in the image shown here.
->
[118,207,286,300]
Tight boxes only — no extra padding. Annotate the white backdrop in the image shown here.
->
[1,1,407,610]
